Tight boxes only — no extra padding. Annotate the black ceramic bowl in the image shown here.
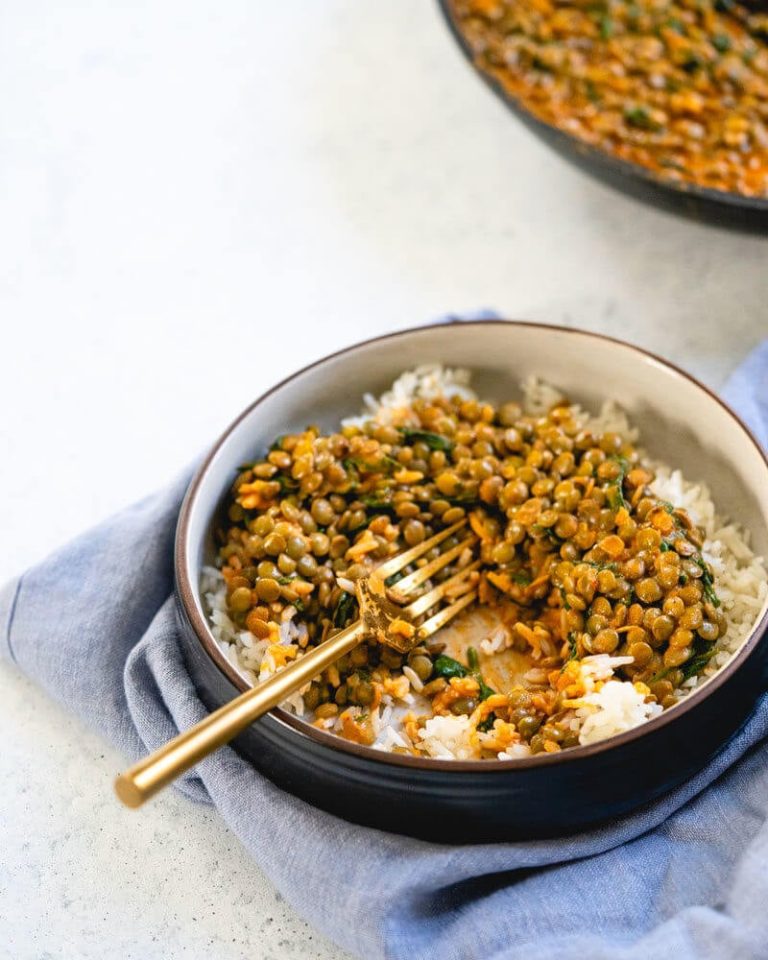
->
[175,322,768,842]
[437,0,768,233]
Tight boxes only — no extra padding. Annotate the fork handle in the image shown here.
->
[114,618,367,808]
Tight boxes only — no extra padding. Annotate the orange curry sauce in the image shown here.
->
[451,0,768,196]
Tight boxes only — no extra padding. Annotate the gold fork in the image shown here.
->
[115,519,479,808]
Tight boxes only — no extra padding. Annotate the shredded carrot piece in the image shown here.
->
[393,468,424,484]
[487,570,514,594]
[236,480,278,511]
[389,618,415,640]
[469,510,494,542]
[598,535,625,558]
[650,509,675,535]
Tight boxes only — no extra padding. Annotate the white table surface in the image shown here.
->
[1,2,766,958]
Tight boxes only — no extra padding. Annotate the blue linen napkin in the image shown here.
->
[2,335,768,960]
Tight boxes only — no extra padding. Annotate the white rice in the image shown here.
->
[341,364,475,430]
[202,366,767,759]
[416,714,475,760]
[577,680,663,746]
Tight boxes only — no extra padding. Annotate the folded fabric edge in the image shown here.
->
[0,575,23,665]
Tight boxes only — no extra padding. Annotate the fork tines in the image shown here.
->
[373,518,480,635]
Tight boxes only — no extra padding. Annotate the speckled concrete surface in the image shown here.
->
[1,1,766,957]
[0,664,348,960]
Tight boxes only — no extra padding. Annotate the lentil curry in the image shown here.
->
[209,370,743,759]
[449,0,768,197]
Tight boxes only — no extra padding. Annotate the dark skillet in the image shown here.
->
[436,0,768,232]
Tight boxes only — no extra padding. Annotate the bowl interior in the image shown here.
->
[181,322,768,750]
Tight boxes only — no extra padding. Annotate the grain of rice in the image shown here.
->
[402,665,424,693]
